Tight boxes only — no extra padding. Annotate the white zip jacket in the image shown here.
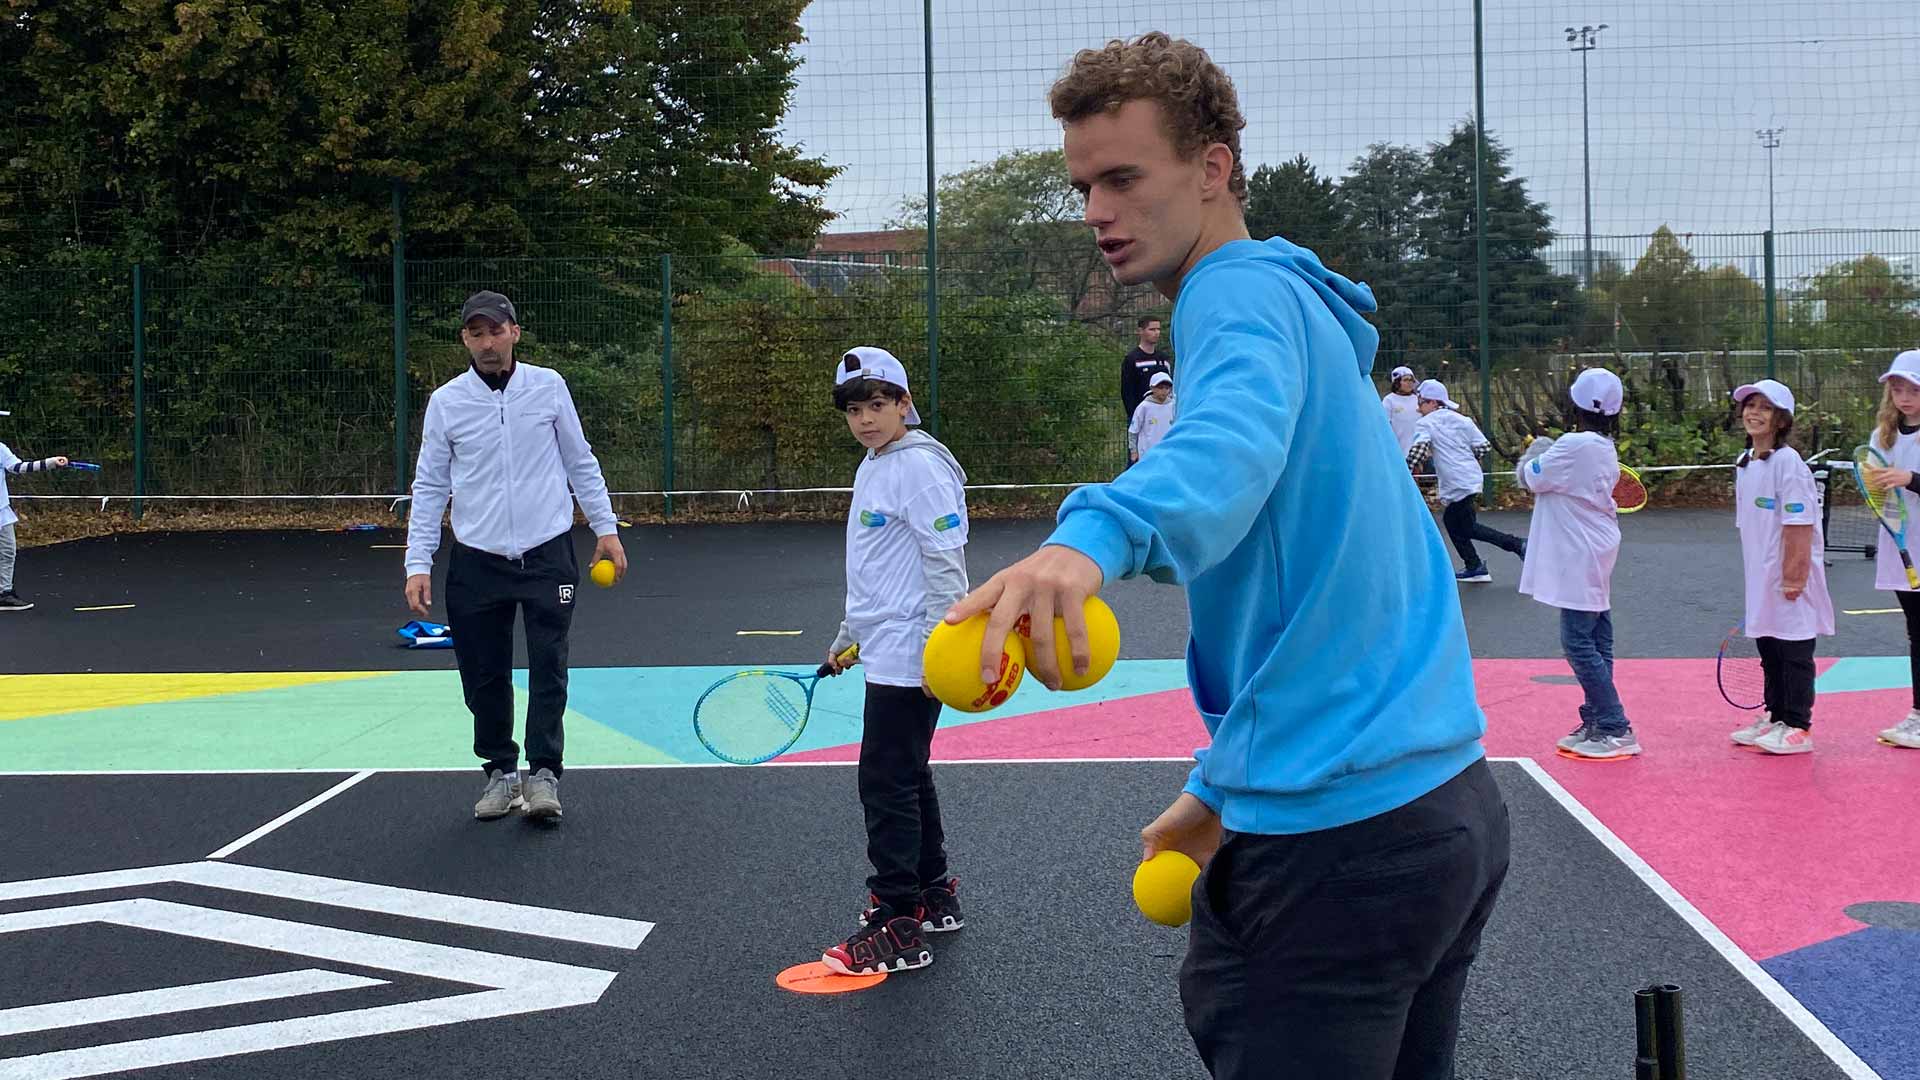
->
[404,363,617,576]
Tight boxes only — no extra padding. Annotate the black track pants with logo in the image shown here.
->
[446,531,579,777]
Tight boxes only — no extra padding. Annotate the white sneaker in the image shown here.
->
[1879,711,1920,749]
[1730,714,1775,746]
[1755,724,1813,755]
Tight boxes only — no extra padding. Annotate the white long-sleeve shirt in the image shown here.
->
[404,363,617,576]
[0,442,60,529]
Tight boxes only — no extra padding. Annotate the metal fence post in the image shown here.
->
[391,181,410,507]
[132,262,146,522]
[922,0,940,437]
[1472,0,1493,494]
[1763,230,1777,381]
[661,253,675,519]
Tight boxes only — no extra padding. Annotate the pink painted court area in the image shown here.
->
[793,657,1920,967]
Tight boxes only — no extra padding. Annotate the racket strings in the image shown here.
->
[695,674,811,763]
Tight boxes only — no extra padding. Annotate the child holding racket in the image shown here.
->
[1858,349,1920,750]
[1729,379,1833,755]
[0,424,78,613]
[1407,379,1527,583]
[819,346,971,976]
[1514,369,1638,759]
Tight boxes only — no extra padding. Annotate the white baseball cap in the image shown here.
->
[1569,368,1624,417]
[1732,378,1796,416]
[1879,349,1920,388]
[834,346,921,426]
[1149,371,1172,388]
[1390,365,1414,380]
[1416,379,1459,409]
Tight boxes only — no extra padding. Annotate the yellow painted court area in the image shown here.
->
[0,671,387,722]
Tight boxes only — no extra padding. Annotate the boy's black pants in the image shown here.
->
[445,532,578,778]
[859,682,948,913]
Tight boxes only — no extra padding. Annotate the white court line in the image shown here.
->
[206,770,376,859]
[0,971,385,1038]
[1511,757,1883,1080]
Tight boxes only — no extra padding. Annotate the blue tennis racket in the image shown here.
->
[67,461,100,471]
[693,644,858,764]
[1854,444,1919,588]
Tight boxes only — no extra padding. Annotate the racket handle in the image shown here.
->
[818,643,860,678]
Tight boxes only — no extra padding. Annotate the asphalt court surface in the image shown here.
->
[3,509,1909,676]
[0,763,1857,1079]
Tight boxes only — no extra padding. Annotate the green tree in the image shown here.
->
[1795,254,1920,351]
[1245,155,1349,270]
[0,0,835,262]
[1400,123,1582,373]
[891,148,1150,327]
[1337,144,1428,363]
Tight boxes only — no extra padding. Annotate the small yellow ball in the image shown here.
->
[1020,595,1121,691]
[1132,850,1201,927]
[589,559,617,588]
[923,612,1026,713]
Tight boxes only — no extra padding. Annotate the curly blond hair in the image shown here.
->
[1048,32,1248,201]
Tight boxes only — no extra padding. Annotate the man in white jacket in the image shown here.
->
[404,290,627,823]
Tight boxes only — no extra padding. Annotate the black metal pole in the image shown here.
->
[1635,986,1662,1079]
[1654,984,1687,1080]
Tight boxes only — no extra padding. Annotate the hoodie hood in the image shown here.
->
[875,429,967,487]
[1196,236,1380,378]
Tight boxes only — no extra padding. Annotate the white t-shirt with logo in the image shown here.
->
[1514,432,1620,612]
[844,442,971,687]
[1130,397,1176,459]
[1410,407,1490,505]
[1870,427,1920,592]
[1382,392,1421,454]
[1735,446,1835,641]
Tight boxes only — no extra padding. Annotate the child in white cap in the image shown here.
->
[1515,369,1638,759]
[1407,379,1526,583]
[1381,366,1420,454]
[821,346,971,976]
[1858,349,1920,749]
[1129,371,1176,464]
[1727,378,1833,755]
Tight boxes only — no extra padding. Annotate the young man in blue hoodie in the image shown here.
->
[946,33,1510,1078]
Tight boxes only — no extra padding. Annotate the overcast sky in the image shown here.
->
[781,0,1918,270]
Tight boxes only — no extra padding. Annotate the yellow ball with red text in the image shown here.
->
[923,612,1026,713]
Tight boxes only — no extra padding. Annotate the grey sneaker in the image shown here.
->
[474,770,524,820]
[1562,730,1643,760]
[1877,711,1920,748]
[1730,714,1776,746]
[524,768,562,821]
[1555,721,1591,752]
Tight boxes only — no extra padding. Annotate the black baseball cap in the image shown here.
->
[460,290,517,326]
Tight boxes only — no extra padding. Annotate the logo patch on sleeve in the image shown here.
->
[933,513,962,532]
[1754,496,1777,510]
[1785,502,1804,513]
[859,510,888,527]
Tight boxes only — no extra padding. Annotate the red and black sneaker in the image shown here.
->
[919,877,964,933]
[822,914,932,975]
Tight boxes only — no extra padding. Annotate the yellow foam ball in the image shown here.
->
[1132,850,1201,927]
[589,559,617,588]
[1020,595,1120,691]
[923,612,1026,713]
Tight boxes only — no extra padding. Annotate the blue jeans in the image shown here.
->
[1560,608,1629,735]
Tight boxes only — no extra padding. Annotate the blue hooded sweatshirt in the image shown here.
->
[1047,237,1487,835]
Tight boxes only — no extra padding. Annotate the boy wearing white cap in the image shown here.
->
[820,346,971,976]
[1515,369,1638,759]
[1856,349,1920,749]
[1407,380,1527,583]
[1129,371,1177,464]
[1381,366,1420,454]
[1728,378,1833,755]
